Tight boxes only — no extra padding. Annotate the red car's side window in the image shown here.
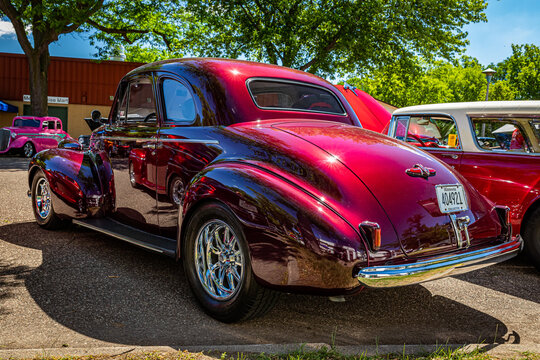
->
[470,117,537,153]
[397,115,460,149]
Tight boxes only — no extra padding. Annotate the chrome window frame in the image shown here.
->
[246,77,347,116]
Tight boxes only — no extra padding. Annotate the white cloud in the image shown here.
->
[0,19,16,38]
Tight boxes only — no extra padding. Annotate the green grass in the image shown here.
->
[4,346,539,360]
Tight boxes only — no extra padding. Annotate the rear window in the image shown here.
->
[248,79,345,115]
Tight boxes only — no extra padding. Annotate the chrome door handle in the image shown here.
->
[441,154,459,160]
[143,143,156,149]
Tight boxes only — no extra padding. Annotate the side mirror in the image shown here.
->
[91,109,102,122]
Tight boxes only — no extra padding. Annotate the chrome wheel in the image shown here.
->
[129,163,136,186]
[23,142,34,157]
[170,178,183,206]
[194,219,244,300]
[35,177,51,219]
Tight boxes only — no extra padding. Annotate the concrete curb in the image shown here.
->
[0,343,538,359]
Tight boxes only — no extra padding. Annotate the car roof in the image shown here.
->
[128,57,335,89]
[393,101,540,115]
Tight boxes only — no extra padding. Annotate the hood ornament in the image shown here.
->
[406,164,436,179]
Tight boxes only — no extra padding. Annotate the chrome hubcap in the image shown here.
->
[129,164,136,185]
[35,178,51,219]
[171,179,183,206]
[24,143,33,157]
[194,220,244,300]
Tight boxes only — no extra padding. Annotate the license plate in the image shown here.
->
[435,184,468,213]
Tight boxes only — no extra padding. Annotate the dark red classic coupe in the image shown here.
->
[28,59,522,322]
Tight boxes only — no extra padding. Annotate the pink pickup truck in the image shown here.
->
[0,116,71,157]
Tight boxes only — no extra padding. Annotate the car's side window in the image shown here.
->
[470,117,535,152]
[394,116,409,140]
[125,79,157,124]
[161,79,196,124]
[400,116,460,149]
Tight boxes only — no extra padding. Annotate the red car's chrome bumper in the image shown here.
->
[356,235,523,288]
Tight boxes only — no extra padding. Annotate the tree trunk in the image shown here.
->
[27,49,50,117]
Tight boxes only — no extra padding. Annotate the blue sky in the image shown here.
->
[1,0,539,66]
[463,0,540,65]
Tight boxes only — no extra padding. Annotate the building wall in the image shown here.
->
[0,53,143,138]
[0,100,111,138]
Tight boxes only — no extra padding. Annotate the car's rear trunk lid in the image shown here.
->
[273,121,501,258]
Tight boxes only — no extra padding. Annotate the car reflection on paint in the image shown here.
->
[28,59,522,322]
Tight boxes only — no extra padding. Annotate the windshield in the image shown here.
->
[13,118,40,127]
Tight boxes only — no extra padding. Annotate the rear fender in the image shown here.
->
[179,162,368,294]
[28,148,114,219]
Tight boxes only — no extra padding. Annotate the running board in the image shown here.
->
[73,218,176,257]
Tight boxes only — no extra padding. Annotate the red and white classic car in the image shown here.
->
[389,101,540,269]
[28,59,522,322]
[0,116,71,157]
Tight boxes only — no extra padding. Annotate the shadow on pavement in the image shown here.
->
[0,156,29,171]
[456,254,539,304]
[0,221,515,347]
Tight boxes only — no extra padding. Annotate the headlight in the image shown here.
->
[10,132,16,139]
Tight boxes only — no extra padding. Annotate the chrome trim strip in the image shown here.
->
[159,138,220,144]
[98,136,219,144]
[356,236,522,288]
[73,219,164,254]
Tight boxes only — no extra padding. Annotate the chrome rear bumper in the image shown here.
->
[356,236,522,288]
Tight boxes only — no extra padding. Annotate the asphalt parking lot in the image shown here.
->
[0,156,538,350]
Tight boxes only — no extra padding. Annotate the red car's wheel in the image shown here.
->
[182,202,278,322]
[31,170,69,230]
[128,162,140,188]
[168,176,183,208]
[523,208,540,270]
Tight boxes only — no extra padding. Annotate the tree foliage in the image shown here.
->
[0,0,182,115]
[349,44,539,108]
[493,44,540,100]
[114,0,487,78]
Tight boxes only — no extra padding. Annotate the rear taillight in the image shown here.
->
[360,221,381,251]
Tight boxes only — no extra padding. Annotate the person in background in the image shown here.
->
[510,127,525,150]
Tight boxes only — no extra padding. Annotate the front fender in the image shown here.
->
[180,162,369,294]
[28,148,114,218]
[9,136,35,151]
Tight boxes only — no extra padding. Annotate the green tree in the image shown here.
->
[488,80,516,101]
[116,0,487,78]
[349,56,490,107]
[0,0,180,116]
[494,44,540,100]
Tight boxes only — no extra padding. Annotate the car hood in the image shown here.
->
[266,120,502,258]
